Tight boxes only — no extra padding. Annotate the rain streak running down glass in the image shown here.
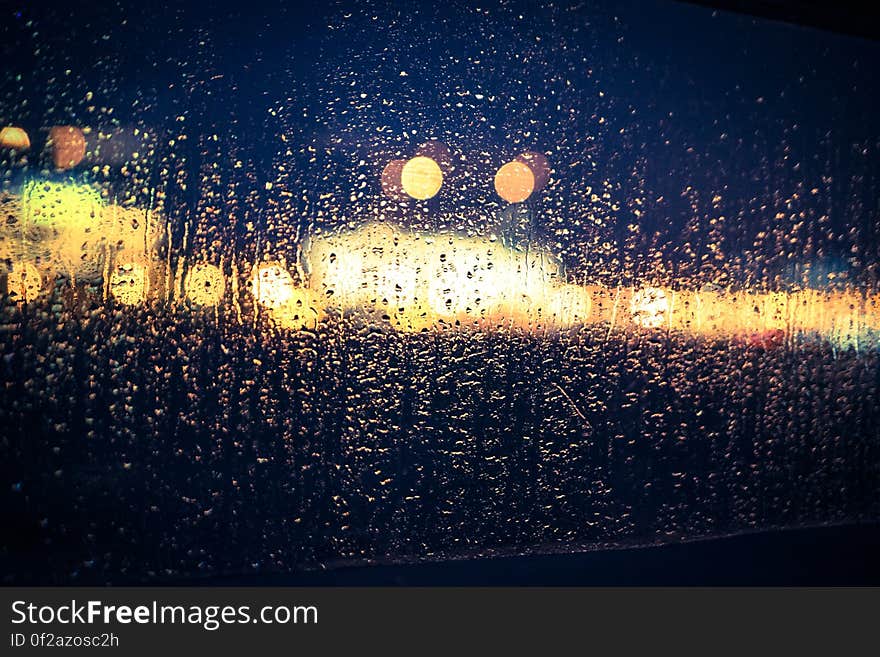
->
[1,0,879,583]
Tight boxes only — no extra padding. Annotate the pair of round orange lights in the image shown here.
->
[381,146,550,204]
[1,125,87,170]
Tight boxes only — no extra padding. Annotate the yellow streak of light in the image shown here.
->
[2,181,879,349]
[631,287,669,328]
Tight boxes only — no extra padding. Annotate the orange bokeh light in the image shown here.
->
[380,159,406,200]
[516,151,550,191]
[415,140,452,172]
[494,160,535,204]
[48,126,86,170]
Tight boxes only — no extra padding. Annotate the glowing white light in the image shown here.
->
[631,287,669,328]
[375,263,421,313]
[307,222,562,329]
[251,263,295,310]
[548,284,593,326]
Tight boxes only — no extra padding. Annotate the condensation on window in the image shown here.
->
[1,1,879,582]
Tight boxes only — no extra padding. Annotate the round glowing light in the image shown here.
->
[494,161,535,204]
[250,262,295,310]
[48,126,86,170]
[631,287,669,328]
[109,261,149,305]
[0,126,30,150]
[7,262,43,303]
[401,156,443,200]
[380,159,406,199]
[185,263,226,306]
[515,151,550,191]
[548,284,593,326]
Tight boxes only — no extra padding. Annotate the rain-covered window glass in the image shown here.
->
[1,1,878,583]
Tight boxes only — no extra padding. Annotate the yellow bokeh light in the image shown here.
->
[250,262,296,310]
[7,262,43,303]
[401,156,443,200]
[271,287,326,331]
[109,261,149,305]
[0,126,30,150]
[494,160,535,204]
[3,183,163,288]
[22,180,104,230]
[185,263,226,306]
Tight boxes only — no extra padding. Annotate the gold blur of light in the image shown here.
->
[48,126,86,170]
[546,284,593,326]
[2,182,164,290]
[0,126,30,150]
[401,156,443,200]
[109,260,149,305]
[6,262,44,303]
[494,160,535,204]
[516,151,550,191]
[307,221,564,331]
[250,262,296,310]
[631,286,669,328]
[380,159,406,199]
[271,287,326,331]
[22,180,103,229]
[184,263,226,306]
[248,261,325,330]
